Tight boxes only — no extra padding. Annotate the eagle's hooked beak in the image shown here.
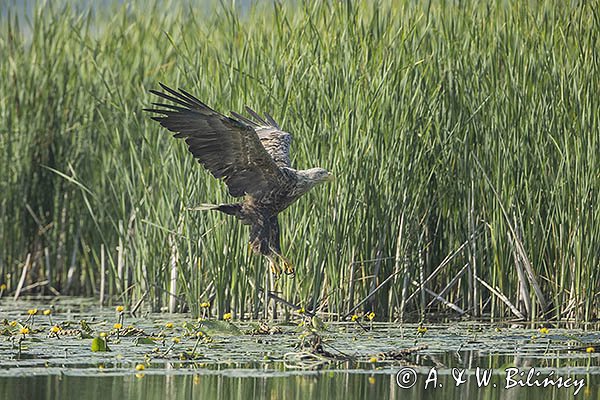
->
[325,172,335,182]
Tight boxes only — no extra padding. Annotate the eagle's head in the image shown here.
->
[304,167,334,184]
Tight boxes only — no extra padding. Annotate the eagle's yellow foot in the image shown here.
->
[266,252,292,278]
[281,257,294,277]
[272,253,294,277]
[267,256,282,278]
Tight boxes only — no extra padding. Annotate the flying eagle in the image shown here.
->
[144,84,333,276]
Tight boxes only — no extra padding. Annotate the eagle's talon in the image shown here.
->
[283,260,294,277]
[269,260,282,278]
[271,251,294,277]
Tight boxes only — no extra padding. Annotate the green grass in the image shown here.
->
[1,0,598,322]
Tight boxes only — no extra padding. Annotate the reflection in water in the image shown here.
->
[1,371,597,400]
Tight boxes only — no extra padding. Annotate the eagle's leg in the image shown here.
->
[250,219,282,278]
[268,216,294,277]
[249,215,293,278]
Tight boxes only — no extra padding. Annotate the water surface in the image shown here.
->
[1,298,598,399]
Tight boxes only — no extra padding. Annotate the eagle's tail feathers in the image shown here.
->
[187,203,244,219]
[187,203,219,211]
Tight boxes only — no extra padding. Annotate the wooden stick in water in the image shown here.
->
[168,235,178,313]
[100,244,106,305]
[14,253,31,301]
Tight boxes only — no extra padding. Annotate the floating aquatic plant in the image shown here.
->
[91,336,109,352]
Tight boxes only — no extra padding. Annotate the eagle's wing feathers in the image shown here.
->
[145,84,288,199]
[231,107,292,168]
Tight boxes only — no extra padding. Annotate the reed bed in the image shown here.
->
[0,0,598,322]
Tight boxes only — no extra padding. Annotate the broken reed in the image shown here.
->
[0,1,598,321]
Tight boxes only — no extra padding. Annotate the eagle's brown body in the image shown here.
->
[145,84,332,276]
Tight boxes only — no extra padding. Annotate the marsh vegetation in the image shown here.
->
[0,1,598,322]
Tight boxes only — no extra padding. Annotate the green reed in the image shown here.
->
[0,0,598,322]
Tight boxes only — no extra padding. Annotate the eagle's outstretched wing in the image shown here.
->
[145,84,289,199]
[230,108,292,168]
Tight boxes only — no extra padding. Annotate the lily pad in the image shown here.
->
[134,337,157,345]
[91,337,110,352]
[199,320,241,335]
